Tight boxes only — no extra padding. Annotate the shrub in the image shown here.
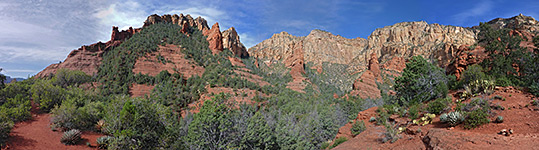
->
[61,129,82,145]
[408,103,422,120]
[381,122,400,143]
[0,113,13,147]
[330,137,347,149]
[440,111,465,127]
[30,80,67,112]
[464,109,490,129]
[427,97,451,115]
[53,69,92,87]
[495,116,504,123]
[351,120,366,136]
[96,136,113,149]
[0,94,31,122]
[460,64,487,86]
[369,117,376,122]
[394,56,448,106]
[320,141,330,149]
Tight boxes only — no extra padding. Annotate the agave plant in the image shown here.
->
[61,129,82,145]
[440,111,465,127]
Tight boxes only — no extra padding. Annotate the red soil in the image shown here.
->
[332,87,539,149]
[5,103,103,150]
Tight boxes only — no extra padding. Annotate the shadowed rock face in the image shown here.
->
[222,27,249,58]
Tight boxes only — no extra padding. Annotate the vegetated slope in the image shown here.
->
[325,14,539,149]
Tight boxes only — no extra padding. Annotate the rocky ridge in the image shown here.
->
[36,13,249,77]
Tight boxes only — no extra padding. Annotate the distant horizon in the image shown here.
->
[1,0,538,78]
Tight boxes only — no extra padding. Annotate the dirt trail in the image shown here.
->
[5,103,102,150]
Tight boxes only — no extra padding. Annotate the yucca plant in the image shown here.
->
[440,111,465,127]
[61,129,82,145]
[96,136,113,149]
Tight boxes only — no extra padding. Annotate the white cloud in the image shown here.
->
[239,33,257,48]
[453,0,493,25]
[94,0,147,42]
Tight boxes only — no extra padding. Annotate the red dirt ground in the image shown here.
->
[331,87,539,149]
[4,103,103,150]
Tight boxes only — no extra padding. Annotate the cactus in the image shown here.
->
[443,111,465,127]
[97,136,113,149]
[61,129,82,145]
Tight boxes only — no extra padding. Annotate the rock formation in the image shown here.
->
[250,21,478,72]
[37,13,249,78]
[222,27,249,58]
[206,23,224,54]
[36,26,140,78]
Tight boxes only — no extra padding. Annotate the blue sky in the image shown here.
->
[0,0,538,78]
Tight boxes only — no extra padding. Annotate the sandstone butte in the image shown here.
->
[36,13,248,78]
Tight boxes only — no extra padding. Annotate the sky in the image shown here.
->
[0,0,538,78]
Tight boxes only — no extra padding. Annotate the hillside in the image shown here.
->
[0,13,538,150]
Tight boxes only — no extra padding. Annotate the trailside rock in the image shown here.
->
[222,27,249,58]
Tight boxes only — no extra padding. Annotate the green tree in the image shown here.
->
[394,56,448,106]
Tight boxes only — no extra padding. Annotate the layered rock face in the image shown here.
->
[250,21,477,72]
[250,29,367,66]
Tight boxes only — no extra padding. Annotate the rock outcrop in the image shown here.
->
[36,26,140,78]
[222,27,249,58]
[206,23,224,54]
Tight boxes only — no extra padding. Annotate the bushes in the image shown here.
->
[464,109,490,129]
[97,136,113,149]
[394,56,448,106]
[0,113,13,147]
[102,96,178,149]
[0,94,31,122]
[30,80,67,112]
[53,69,92,88]
[427,97,451,115]
[351,120,366,136]
[50,97,104,131]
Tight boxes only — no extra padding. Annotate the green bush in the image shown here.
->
[30,80,67,112]
[61,129,82,145]
[394,56,448,106]
[0,113,13,147]
[53,69,92,87]
[0,94,31,122]
[427,97,451,115]
[103,96,178,149]
[330,137,347,149]
[96,136,113,149]
[460,64,488,87]
[408,103,422,120]
[351,120,366,136]
[464,109,490,129]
